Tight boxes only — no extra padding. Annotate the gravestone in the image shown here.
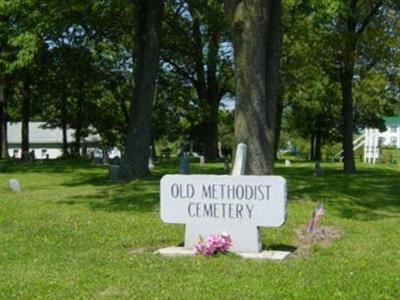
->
[178,143,190,174]
[149,146,155,170]
[108,165,120,182]
[285,160,291,167]
[9,179,21,192]
[199,156,205,167]
[148,158,155,170]
[314,161,323,176]
[160,143,287,254]
[179,154,190,174]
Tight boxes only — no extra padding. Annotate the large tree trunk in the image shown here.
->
[203,29,220,161]
[0,83,8,158]
[341,70,356,173]
[310,133,315,161]
[189,6,220,161]
[226,0,282,175]
[203,102,219,160]
[315,131,322,161]
[274,96,283,160]
[74,82,84,156]
[340,12,357,174]
[21,77,30,161]
[119,0,163,180]
[61,81,69,156]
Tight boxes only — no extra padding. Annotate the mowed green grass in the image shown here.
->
[0,159,399,299]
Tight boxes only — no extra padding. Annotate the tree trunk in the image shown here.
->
[75,82,84,156]
[203,102,219,160]
[310,133,315,161]
[315,131,322,161]
[203,28,221,161]
[274,97,283,160]
[0,83,8,158]
[61,81,69,156]
[341,71,356,173]
[21,77,30,161]
[151,132,157,161]
[340,20,356,174]
[119,0,163,180]
[226,0,282,175]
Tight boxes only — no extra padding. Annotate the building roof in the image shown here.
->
[384,117,400,126]
[8,122,101,144]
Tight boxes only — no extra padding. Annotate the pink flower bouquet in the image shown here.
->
[195,232,232,256]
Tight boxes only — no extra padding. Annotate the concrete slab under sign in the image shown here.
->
[154,247,291,261]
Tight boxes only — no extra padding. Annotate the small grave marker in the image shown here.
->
[108,165,120,182]
[9,179,21,192]
[199,156,205,167]
[314,161,323,176]
[285,159,291,167]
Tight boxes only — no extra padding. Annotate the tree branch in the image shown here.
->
[357,1,383,34]
[161,55,198,86]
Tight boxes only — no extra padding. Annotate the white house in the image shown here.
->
[377,117,400,148]
[8,122,102,159]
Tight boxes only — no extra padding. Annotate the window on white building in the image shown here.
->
[391,137,397,146]
[390,126,397,133]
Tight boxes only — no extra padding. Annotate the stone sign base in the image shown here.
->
[154,247,291,261]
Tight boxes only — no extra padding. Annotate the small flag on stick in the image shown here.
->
[305,202,325,234]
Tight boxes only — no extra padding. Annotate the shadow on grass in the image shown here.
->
[6,157,398,221]
[59,161,228,213]
[276,164,400,221]
[59,180,160,213]
[0,158,104,174]
[265,244,297,252]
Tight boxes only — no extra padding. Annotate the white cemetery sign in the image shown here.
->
[160,145,287,253]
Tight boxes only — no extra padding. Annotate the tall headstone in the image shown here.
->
[231,143,247,175]
[178,143,190,174]
[108,165,120,182]
[179,154,190,174]
[199,156,205,167]
[9,179,21,192]
[149,146,155,170]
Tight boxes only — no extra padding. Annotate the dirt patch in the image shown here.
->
[293,225,343,257]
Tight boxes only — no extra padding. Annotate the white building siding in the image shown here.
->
[7,122,102,159]
[379,124,400,148]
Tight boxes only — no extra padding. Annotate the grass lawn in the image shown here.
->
[1,159,399,299]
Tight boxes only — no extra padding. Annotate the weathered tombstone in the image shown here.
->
[179,154,190,174]
[149,158,155,170]
[29,150,35,162]
[160,143,287,254]
[149,146,155,170]
[108,165,120,182]
[9,179,21,192]
[199,156,205,167]
[284,159,291,167]
[178,143,190,174]
[314,161,323,176]
[223,159,230,171]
